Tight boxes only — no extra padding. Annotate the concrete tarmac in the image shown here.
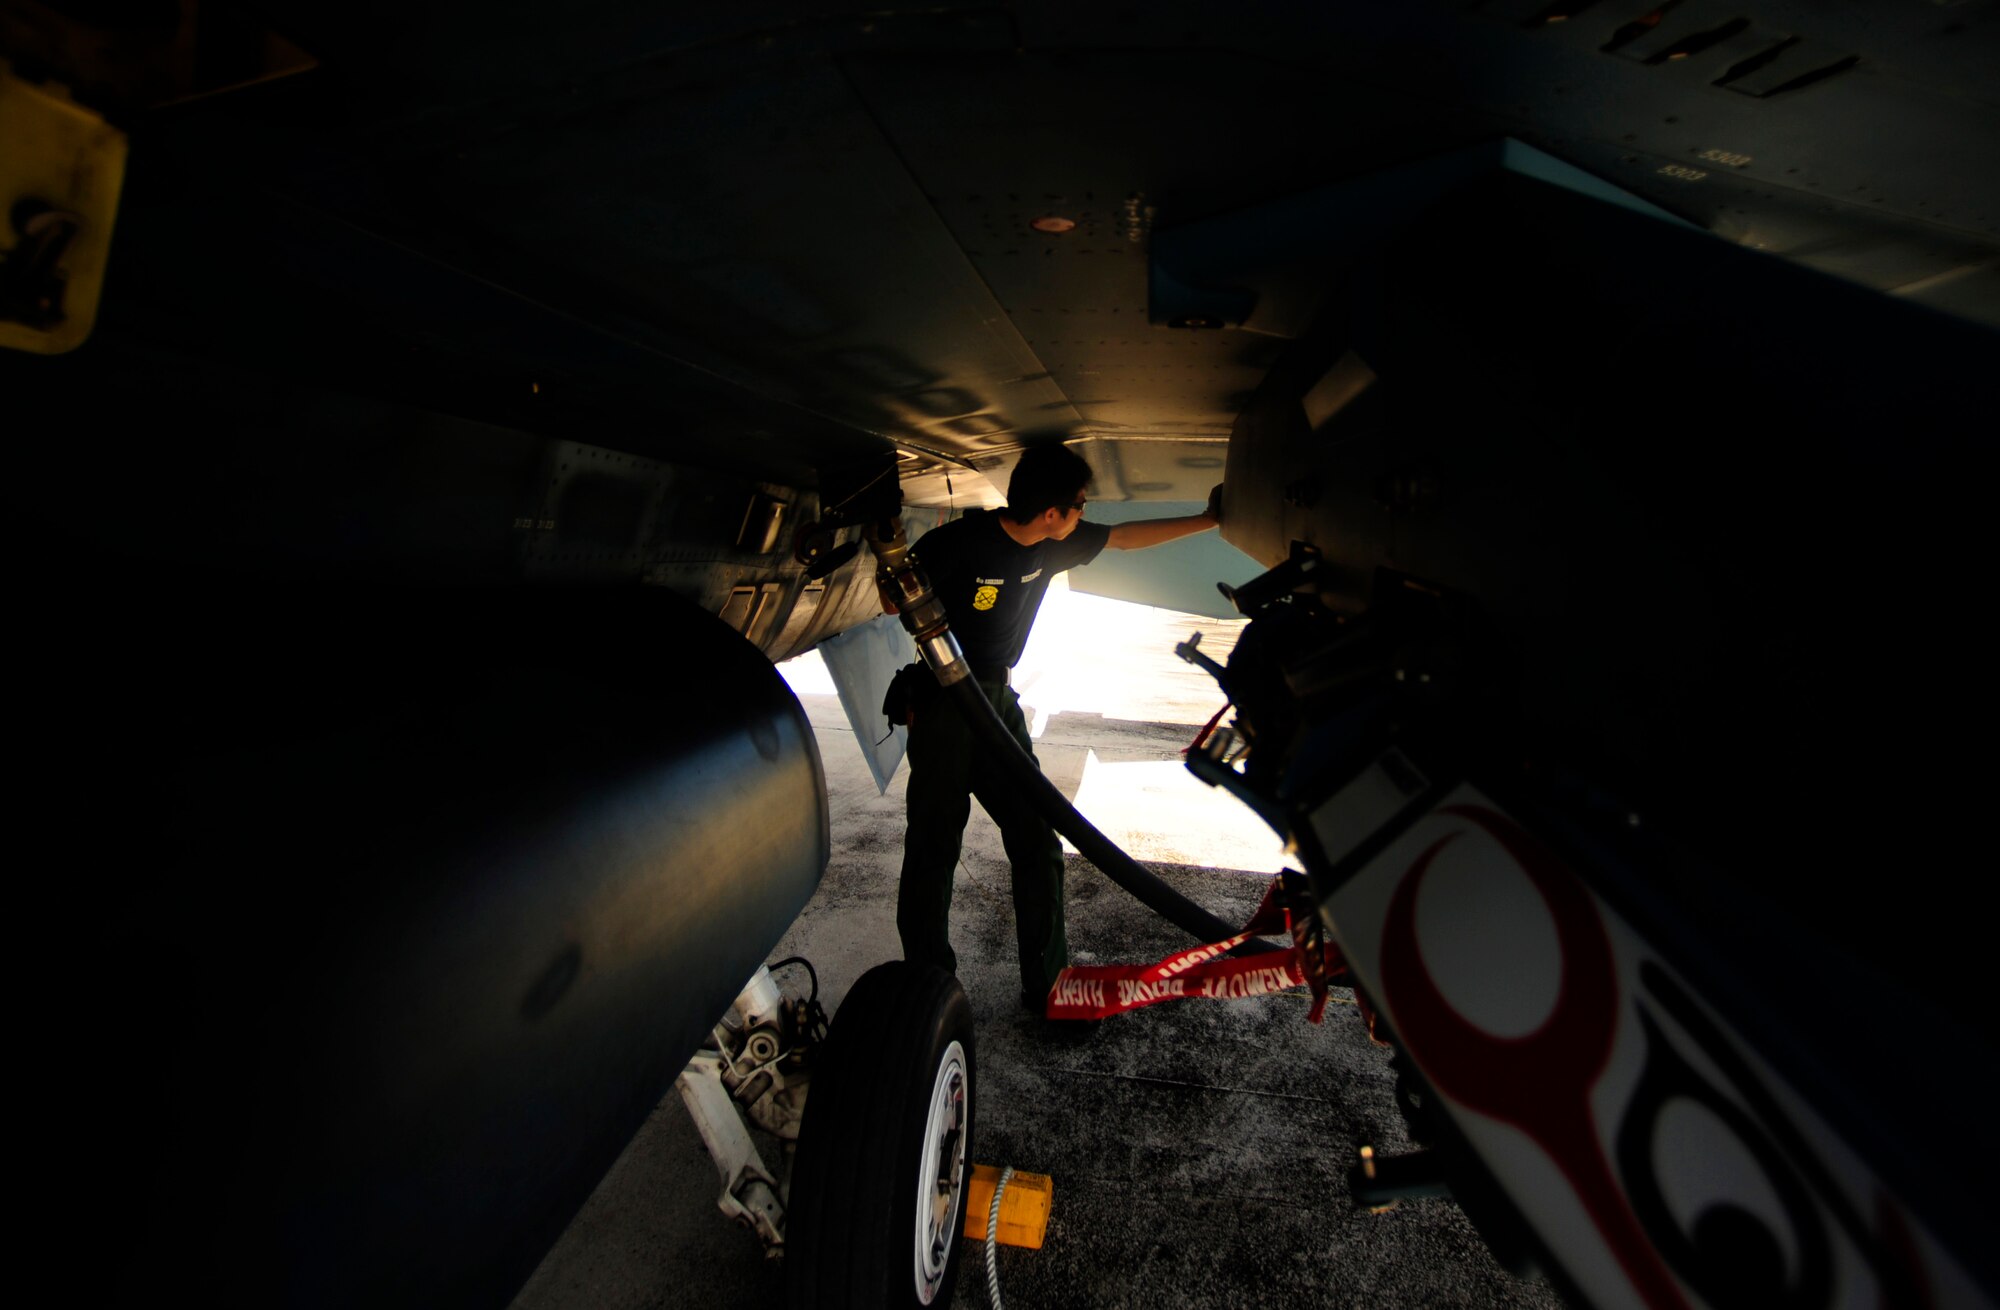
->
[512,586,1560,1310]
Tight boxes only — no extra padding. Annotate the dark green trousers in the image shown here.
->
[897,677,1067,1001]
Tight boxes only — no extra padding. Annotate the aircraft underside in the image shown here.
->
[5,1,1995,1306]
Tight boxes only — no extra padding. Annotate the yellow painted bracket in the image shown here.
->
[962,1164,1053,1250]
[0,61,128,354]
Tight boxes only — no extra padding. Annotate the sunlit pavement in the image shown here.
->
[512,581,1557,1310]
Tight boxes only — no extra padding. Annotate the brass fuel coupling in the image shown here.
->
[865,517,968,685]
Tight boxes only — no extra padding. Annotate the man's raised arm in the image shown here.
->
[1104,484,1223,551]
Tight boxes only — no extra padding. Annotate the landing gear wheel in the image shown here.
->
[785,962,976,1310]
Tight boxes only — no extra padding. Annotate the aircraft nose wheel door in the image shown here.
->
[785,962,977,1310]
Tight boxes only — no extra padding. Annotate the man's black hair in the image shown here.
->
[1002,444,1093,524]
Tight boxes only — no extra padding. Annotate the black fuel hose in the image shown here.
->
[941,673,1282,955]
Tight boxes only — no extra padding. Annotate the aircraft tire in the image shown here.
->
[785,961,976,1310]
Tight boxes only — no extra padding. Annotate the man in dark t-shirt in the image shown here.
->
[888,444,1221,1013]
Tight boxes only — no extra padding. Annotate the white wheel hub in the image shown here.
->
[913,1039,968,1305]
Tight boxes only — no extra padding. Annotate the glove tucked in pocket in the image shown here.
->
[882,662,924,727]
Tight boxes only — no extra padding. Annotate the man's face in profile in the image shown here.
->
[1048,491,1086,540]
